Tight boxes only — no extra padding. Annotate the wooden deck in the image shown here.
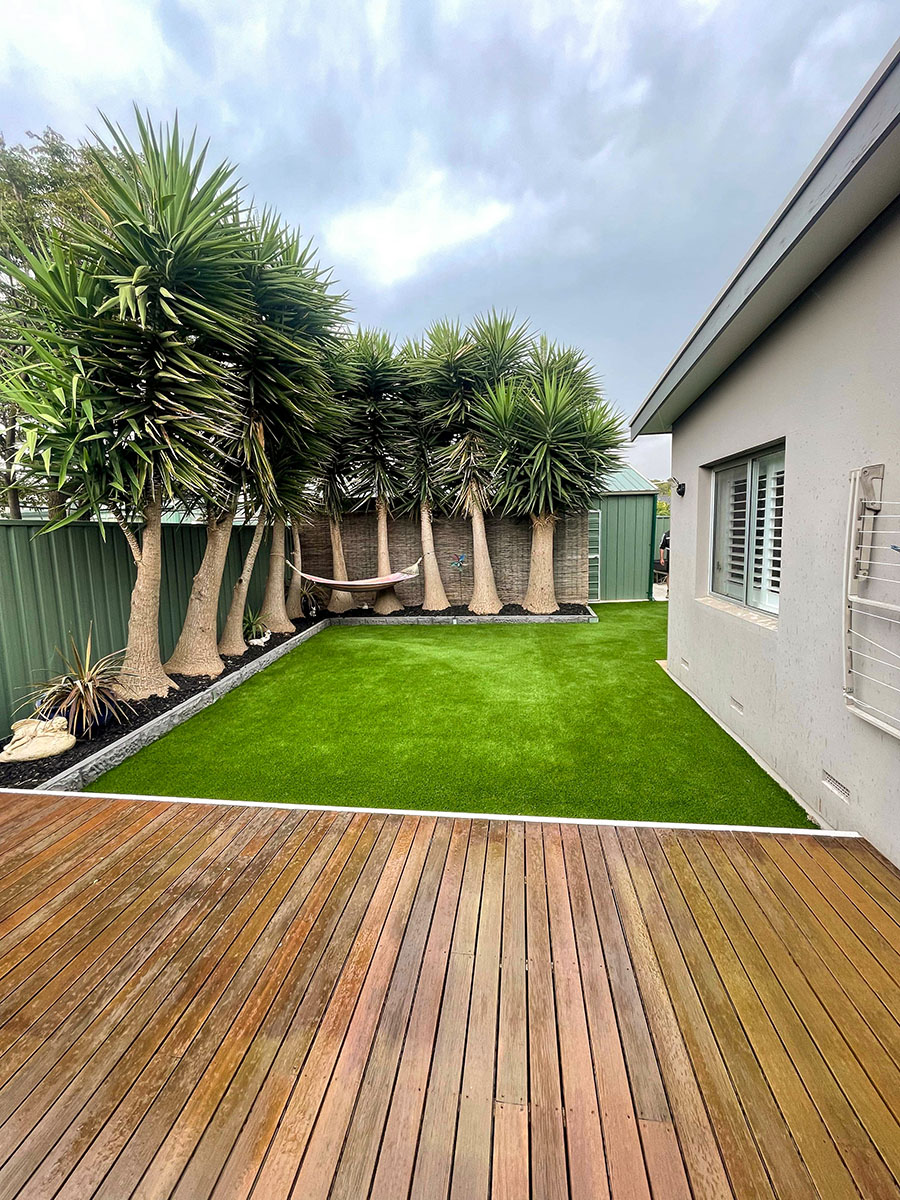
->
[0,794,899,1199]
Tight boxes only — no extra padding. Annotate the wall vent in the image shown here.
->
[822,770,851,803]
[730,697,744,714]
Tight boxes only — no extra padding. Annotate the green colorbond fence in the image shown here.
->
[0,519,275,736]
[588,494,657,602]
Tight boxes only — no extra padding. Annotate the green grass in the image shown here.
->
[98,604,816,830]
[96,604,814,827]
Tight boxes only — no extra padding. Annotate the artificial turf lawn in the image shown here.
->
[95,603,815,827]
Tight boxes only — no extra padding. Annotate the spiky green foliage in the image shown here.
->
[22,625,134,738]
[317,434,357,521]
[396,336,447,515]
[242,607,268,640]
[78,110,252,351]
[415,311,530,432]
[234,210,348,515]
[0,111,251,523]
[415,310,530,516]
[315,338,362,520]
[477,371,625,518]
[525,335,601,402]
[341,328,411,511]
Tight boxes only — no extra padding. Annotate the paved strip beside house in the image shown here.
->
[0,792,898,1198]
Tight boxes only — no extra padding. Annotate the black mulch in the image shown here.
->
[329,601,590,618]
[0,601,591,791]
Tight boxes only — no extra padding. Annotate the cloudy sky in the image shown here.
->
[1,1,896,477]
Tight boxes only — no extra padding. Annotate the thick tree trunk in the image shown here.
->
[327,517,353,613]
[523,513,559,614]
[420,503,450,611]
[164,508,235,677]
[286,521,304,619]
[2,415,20,520]
[259,515,294,632]
[4,482,20,521]
[468,502,502,614]
[47,490,67,522]
[373,497,403,615]
[119,499,175,699]
[219,517,266,656]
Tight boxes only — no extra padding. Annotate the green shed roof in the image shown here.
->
[594,465,658,498]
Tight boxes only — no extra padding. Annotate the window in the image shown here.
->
[712,446,784,614]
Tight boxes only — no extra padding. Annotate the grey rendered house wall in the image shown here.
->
[667,202,900,864]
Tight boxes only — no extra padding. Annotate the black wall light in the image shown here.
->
[671,477,686,497]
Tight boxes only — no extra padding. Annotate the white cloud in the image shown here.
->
[790,5,881,105]
[0,0,173,118]
[324,156,514,286]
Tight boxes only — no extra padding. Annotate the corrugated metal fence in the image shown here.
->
[588,495,658,602]
[0,519,273,736]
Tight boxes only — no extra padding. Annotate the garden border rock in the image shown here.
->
[41,606,597,792]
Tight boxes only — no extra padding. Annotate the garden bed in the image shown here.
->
[333,601,591,619]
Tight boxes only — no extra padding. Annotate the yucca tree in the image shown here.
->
[342,329,410,614]
[256,440,335,635]
[317,430,357,613]
[167,210,346,667]
[250,219,347,635]
[398,337,450,611]
[418,311,530,613]
[1,114,247,697]
[477,366,625,612]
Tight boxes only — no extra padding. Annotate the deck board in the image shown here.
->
[0,793,899,1199]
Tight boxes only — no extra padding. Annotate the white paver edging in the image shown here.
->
[0,786,860,837]
[30,607,596,793]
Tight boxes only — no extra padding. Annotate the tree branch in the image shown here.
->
[111,504,142,565]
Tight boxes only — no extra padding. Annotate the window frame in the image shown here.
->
[709,443,785,615]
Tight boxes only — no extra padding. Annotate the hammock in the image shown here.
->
[286,558,421,593]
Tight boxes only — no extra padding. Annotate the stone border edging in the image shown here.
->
[41,605,596,792]
[333,607,597,626]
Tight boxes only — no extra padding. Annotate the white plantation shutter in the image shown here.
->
[712,463,750,601]
[749,449,784,613]
[711,446,785,614]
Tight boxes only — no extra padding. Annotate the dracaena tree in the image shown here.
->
[294,332,362,616]
[417,311,530,613]
[477,362,625,613]
[166,210,347,669]
[316,429,358,613]
[252,223,347,636]
[341,329,411,614]
[0,112,249,698]
[398,337,450,611]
